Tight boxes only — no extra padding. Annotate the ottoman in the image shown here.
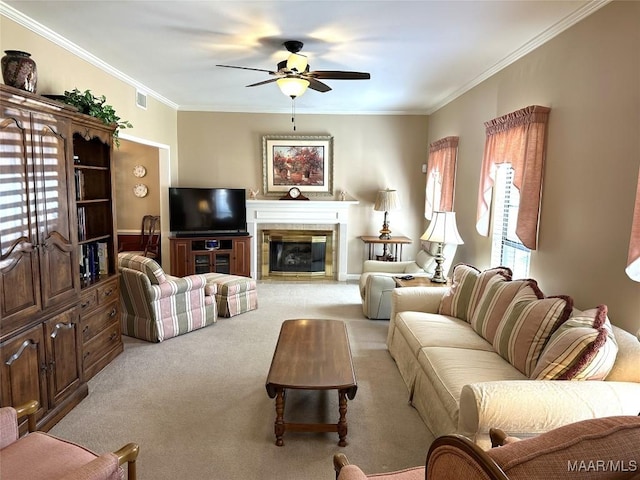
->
[204,273,258,317]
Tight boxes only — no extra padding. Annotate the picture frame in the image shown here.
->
[262,135,333,196]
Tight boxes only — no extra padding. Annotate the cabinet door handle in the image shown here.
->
[109,332,118,341]
[83,351,91,360]
[82,325,90,333]
[103,288,114,297]
[108,308,117,318]
[80,301,90,309]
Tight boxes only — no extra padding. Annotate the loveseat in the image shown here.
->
[388,264,640,449]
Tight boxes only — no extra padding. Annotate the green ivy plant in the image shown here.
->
[61,88,133,147]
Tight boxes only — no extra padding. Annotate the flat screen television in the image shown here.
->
[169,187,247,236]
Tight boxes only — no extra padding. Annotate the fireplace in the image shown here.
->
[262,230,333,279]
[246,199,357,281]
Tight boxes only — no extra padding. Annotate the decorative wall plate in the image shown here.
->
[133,165,147,178]
[133,183,148,198]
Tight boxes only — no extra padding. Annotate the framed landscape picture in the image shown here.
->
[262,135,333,196]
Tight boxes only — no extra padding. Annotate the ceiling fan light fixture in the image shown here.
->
[286,53,308,73]
[277,77,309,98]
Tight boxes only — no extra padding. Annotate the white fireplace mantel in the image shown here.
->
[246,199,358,281]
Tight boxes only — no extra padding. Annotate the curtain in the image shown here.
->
[425,136,458,220]
[626,167,640,281]
[476,105,550,250]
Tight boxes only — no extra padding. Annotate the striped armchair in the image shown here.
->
[118,253,217,342]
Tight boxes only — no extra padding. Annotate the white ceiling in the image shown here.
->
[3,1,607,114]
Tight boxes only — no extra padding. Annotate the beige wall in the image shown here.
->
[176,112,430,273]
[114,141,162,231]
[428,1,640,333]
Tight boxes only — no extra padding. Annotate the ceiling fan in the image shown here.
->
[216,40,371,99]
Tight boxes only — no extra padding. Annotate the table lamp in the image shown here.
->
[374,189,399,239]
[420,211,464,283]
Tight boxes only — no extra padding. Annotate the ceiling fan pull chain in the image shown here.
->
[291,98,297,131]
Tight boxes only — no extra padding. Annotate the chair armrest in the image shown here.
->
[15,399,39,433]
[458,380,640,449]
[115,443,139,480]
[363,260,414,274]
[153,275,208,299]
[427,434,508,480]
[333,454,368,480]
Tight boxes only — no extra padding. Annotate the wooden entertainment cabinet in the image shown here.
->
[169,235,251,278]
[0,84,122,432]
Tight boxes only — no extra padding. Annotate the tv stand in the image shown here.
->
[170,235,251,277]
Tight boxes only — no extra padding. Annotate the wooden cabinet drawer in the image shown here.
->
[78,290,98,314]
[97,280,118,306]
[81,301,119,343]
[82,322,121,373]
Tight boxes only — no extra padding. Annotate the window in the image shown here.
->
[491,163,530,279]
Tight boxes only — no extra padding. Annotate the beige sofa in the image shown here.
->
[388,264,640,449]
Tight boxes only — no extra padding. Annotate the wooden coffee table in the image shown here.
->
[265,319,358,446]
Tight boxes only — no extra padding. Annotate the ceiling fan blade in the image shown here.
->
[246,78,279,87]
[216,64,277,75]
[309,70,371,80]
[307,78,332,93]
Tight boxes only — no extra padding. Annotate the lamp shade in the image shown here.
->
[374,189,399,212]
[277,77,309,98]
[421,211,464,245]
[286,53,308,73]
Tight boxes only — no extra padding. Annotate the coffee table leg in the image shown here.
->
[274,389,286,446]
[337,389,348,447]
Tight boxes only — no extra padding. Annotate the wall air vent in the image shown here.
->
[136,90,147,110]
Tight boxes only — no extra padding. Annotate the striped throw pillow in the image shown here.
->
[492,281,573,376]
[531,305,618,380]
[470,280,532,344]
[439,264,512,322]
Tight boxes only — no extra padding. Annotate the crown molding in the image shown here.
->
[426,0,612,114]
[0,2,179,110]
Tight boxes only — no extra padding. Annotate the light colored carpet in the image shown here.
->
[50,281,435,479]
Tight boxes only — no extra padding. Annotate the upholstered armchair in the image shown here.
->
[334,415,640,480]
[359,242,457,319]
[118,253,217,342]
[0,400,139,480]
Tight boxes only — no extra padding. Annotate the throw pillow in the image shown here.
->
[492,281,573,377]
[531,305,618,380]
[438,264,512,322]
[471,279,532,344]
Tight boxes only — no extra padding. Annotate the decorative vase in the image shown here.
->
[1,50,37,93]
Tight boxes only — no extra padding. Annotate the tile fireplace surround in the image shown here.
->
[246,200,358,281]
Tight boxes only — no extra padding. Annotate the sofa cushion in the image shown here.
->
[492,282,573,377]
[417,347,527,424]
[395,311,495,356]
[531,305,618,380]
[439,264,512,322]
[470,279,532,344]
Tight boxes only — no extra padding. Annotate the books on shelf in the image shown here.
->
[74,170,85,200]
[77,207,86,241]
[79,241,109,281]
